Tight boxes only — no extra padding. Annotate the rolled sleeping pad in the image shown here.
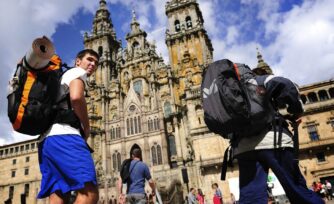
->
[23,36,55,70]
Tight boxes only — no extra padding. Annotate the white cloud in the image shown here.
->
[265,0,334,84]
[0,0,97,145]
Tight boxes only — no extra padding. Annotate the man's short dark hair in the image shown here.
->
[76,49,100,61]
[131,148,142,158]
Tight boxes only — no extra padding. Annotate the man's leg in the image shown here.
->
[49,191,70,204]
[74,182,99,204]
[237,152,268,204]
[257,149,324,204]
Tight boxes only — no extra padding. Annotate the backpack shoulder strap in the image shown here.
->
[126,160,140,193]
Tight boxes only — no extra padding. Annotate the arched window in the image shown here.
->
[164,102,172,117]
[307,92,318,103]
[151,146,157,166]
[168,135,177,156]
[156,118,160,129]
[132,41,140,49]
[174,20,180,32]
[127,119,130,135]
[134,117,138,134]
[112,153,117,171]
[149,119,153,131]
[138,116,141,133]
[300,94,307,104]
[154,118,158,130]
[329,88,334,98]
[117,127,121,138]
[130,118,134,135]
[98,46,103,57]
[133,80,143,95]
[151,144,162,166]
[111,127,115,140]
[185,16,192,28]
[117,152,121,171]
[157,145,162,165]
[318,90,329,101]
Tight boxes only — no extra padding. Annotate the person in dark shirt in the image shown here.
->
[233,70,324,204]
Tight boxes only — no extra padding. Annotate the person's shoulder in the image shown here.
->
[61,67,87,86]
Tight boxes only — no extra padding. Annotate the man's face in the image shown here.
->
[75,53,98,76]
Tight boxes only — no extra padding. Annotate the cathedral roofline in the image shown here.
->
[299,78,334,91]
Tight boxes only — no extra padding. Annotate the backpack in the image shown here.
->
[120,158,133,184]
[201,59,274,140]
[7,55,64,135]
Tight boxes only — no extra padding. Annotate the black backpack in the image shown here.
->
[120,159,133,184]
[7,55,64,135]
[201,59,274,140]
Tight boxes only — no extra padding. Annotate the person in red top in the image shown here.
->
[196,188,205,204]
[212,183,223,204]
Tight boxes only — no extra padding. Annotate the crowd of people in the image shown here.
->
[184,183,236,204]
[312,180,333,202]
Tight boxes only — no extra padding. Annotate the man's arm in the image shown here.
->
[263,75,304,115]
[117,177,126,204]
[69,78,90,140]
[148,178,156,196]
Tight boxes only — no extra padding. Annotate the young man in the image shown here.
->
[233,70,324,204]
[37,49,100,204]
[118,148,156,204]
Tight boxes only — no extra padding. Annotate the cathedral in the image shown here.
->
[1,0,333,203]
[83,0,226,202]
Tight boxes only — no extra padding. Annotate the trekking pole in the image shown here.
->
[155,189,163,204]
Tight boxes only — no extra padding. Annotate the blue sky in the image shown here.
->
[1,0,334,145]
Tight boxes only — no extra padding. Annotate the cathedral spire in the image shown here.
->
[253,47,273,75]
[127,10,146,38]
[99,0,107,10]
[132,10,137,24]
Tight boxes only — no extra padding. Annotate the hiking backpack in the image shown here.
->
[201,59,274,140]
[7,55,64,135]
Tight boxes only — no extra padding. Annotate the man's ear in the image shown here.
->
[75,58,81,67]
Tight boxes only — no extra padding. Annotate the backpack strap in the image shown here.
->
[233,64,241,80]
[220,146,233,180]
[126,160,140,193]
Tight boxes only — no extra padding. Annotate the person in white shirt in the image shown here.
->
[37,49,99,204]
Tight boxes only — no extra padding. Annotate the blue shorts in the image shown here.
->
[37,134,97,198]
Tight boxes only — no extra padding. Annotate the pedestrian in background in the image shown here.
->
[196,188,205,204]
[212,183,222,204]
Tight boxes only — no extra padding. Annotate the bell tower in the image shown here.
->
[83,0,122,197]
[84,0,121,86]
[165,0,213,99]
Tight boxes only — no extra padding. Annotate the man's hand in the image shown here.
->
[118,194,126,204]
[151,190,156,197]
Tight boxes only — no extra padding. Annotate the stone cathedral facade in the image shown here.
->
[82,0,229,202]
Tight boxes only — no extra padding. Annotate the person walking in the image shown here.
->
[118,148,156,204]
[232,69,324,204]
[37,49,100,203]
[188,188,198,204]
[326,180,333,200]
[212,183,222,204]
[196,188,205,204]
